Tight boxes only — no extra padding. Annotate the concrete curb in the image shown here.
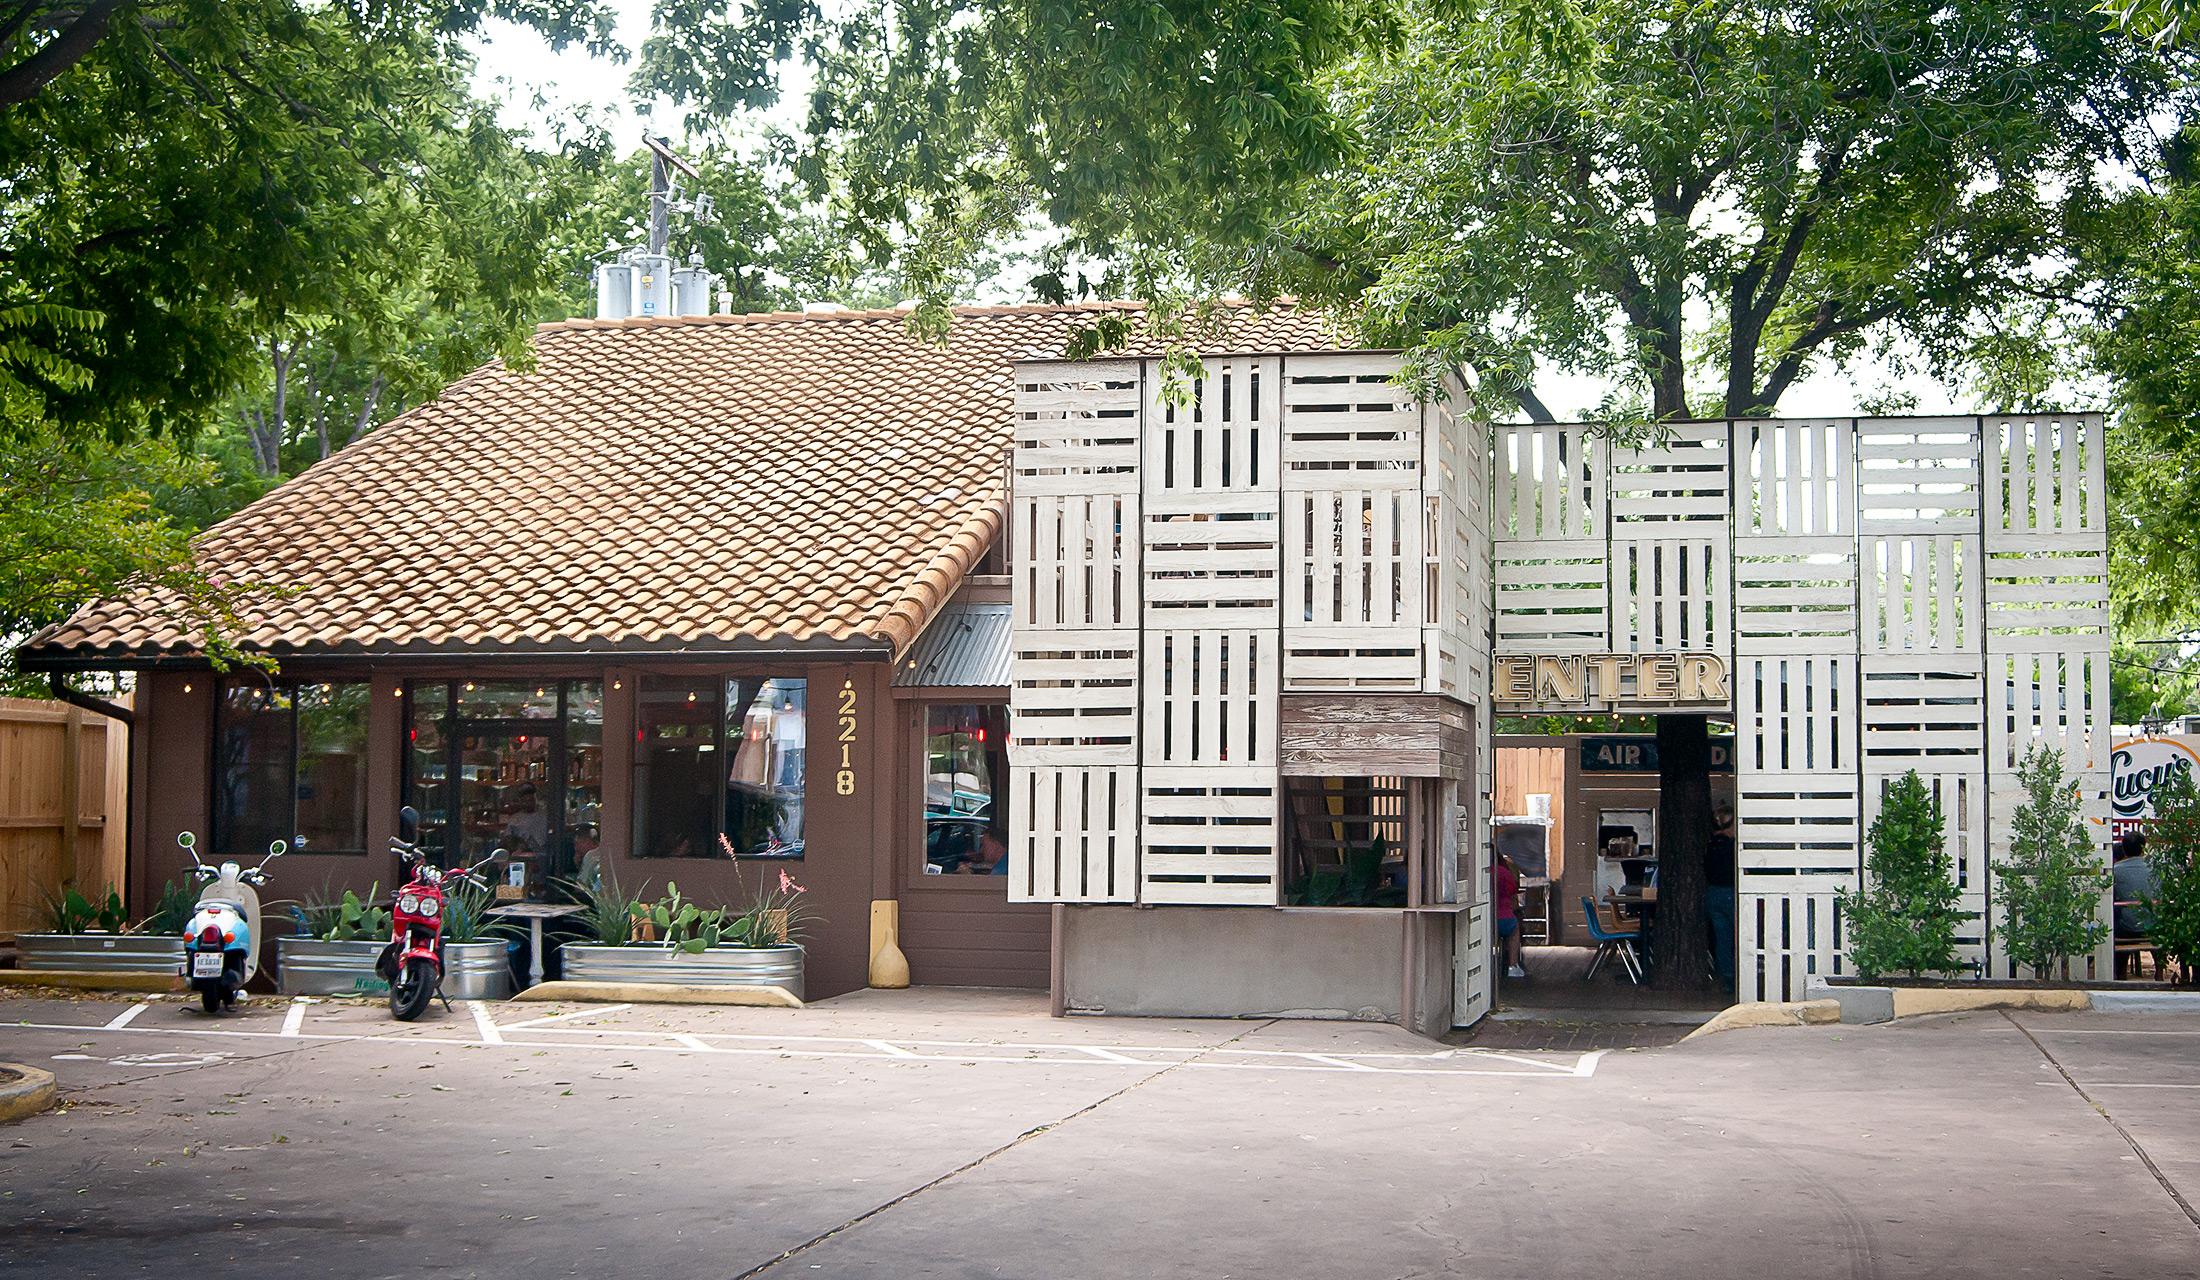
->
[0,1064,57,1124]
[1681,999,1841,1041]
[0,971,182,993]
[1892,988,2090,1018]
[510,981,803,1009]
[1807,977,2191,1022]
[2086,990,2200,1014]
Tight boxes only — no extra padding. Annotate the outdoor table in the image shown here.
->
[485,902,587,988]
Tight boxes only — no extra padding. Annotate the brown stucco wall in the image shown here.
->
[124,657,896,1000]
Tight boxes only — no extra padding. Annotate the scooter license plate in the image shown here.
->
[190,952,225,979]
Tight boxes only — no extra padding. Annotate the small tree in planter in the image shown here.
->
[1993,746,2111,980]
[1840,770,1964,980]
[2144,768,2200,984]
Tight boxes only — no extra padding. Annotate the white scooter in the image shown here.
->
[177,831,288,1014]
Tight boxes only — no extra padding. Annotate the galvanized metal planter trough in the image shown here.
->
[558,944,804,1000]
[441,940,514,1001]
[277,937,389,996]
[18,933,186,974]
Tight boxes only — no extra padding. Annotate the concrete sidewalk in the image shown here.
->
[1,990,2194,1278]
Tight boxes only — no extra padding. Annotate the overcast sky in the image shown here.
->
[464,8,1963,419]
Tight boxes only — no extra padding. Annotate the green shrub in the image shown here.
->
[2143,767,2200,982]
[288,880,389,941]
[1993,746,2111,979]
[136,880,197,936]
[1840,770,1964,980]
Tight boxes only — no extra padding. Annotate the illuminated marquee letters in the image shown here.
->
[1492,652,1730,704]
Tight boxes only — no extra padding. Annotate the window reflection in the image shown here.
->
[727,678,804,857]
[923,704,1007,878]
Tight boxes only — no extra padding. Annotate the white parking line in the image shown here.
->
[280,1002,307,1037]
[103,1003,149,1031]
[2082,1083,2200,1089]
[9,1015,1606,1079]
[469,1001,504,1045]
[498,1004,632,1029]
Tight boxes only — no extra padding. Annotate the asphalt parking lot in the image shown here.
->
[3,988,2195,1278]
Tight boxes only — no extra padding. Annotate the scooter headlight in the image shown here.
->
[399,895,419,915]
[420,897,439,917]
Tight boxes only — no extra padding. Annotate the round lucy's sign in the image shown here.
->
[2110,738,2200,832]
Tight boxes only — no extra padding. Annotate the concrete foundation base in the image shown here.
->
[1060,906,1458,1033]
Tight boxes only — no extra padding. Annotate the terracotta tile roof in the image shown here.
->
[23,302,1347,666]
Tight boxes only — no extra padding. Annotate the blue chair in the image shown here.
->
[1579,896,1644,985]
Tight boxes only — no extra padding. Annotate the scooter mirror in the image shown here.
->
[266,839,287,858]
[398,806,419,842]
[177,831,195,851]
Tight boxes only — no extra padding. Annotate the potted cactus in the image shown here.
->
[277,883,393,996]
[557,858,810,999]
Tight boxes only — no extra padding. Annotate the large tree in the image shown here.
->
[0,1,613,444]
[1283,0,2192,421]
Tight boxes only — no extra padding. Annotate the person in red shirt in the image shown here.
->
[1493,851,1525,979]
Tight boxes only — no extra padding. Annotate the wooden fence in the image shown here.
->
[0,695,131,937]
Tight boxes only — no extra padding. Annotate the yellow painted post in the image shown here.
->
[868,899,910,989]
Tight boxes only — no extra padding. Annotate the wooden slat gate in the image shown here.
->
[0,695,131,937]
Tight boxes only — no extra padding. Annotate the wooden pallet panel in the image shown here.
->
[1859,657,1987,767]
[1008,763,1138,903]
[1863,533,1980,655]
[1496,423,1606,540]
[1856,417,1982,533]
[1609,421,1731,524]
[1015,492,1140,630]
[1141,629,1278,767]
[1740,889,1849,1003]
[1145,356,1282,498]
[1984,414,2106,548]
[1139,765,1279,905]
[1008,630,1139,768]
[1734,542,1859,654]
[1141,509,1281,630]
[1735,654,1855,775]
[1281,355,1422,488]
[1737,418,1855,538]
[1494,541,1611,652]
[1612,536,1730,654]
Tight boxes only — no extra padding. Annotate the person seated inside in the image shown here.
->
[504,783,548,855]
[2114,832,2156,938]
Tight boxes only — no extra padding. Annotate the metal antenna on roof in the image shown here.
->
[592,137,720,321]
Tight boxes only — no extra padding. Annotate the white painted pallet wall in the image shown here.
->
[1009,361,1142,903]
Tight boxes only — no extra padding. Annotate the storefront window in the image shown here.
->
[296,684,371,856]
[409,682,452,857]
[214,680,369,857]
[405,679,601,888]
[633,675,806,859]
[921,704,1008,877]
[632,676,722,858]
[727,678,805,857]
[567,682,603,878]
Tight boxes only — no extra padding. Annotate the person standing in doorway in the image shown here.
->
[1705,804,1737,992]
[1494,850,1525,979]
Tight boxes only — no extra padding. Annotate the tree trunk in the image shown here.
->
[1651,714,1713,992]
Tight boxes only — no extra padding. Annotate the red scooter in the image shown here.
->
[375,806,496,1021]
